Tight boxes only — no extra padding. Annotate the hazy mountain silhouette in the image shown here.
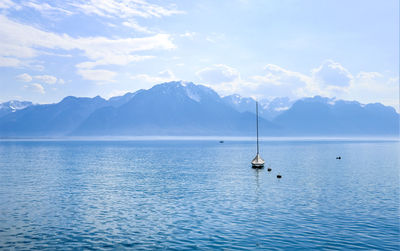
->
[74,81,277,136]
[108,90,144,107]
[0,100,33,118]
[0,96,107,137]
[274,96,399,136]
[222,95,294,120]
[0,82,398,137]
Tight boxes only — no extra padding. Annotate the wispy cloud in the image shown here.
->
[17,73,63,85]
[197,64,240,84]
[180,32,196,39]
[76,54,155,70]
[0,15,175,79]
[0,0,17,9]
[69,0,183,34]
[3,0,184,20]
[196,61,398,108]
[34,75,58,84]
[250,64,310,99]
[122,19,153,33]
[239,61,354,99]
[24,83,45,94]
[16,73,33,82]
[130,70,176,84]
[205,33,226,43]
[24,2,73,15]
[312,60,353,87]
[0,56,21,67]
[196,64,243,94]
[77,69,117,83]
[71,0,184,19]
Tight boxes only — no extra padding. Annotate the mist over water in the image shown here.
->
[0,140,399,249]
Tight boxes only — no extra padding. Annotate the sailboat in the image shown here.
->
[251,101,265,169]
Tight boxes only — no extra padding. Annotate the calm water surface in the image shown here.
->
[0,140,399,250]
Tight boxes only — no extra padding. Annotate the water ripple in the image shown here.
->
[0,140,399,250]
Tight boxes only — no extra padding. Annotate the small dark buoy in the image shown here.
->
[277,174,282,179]
[267,168,272,172]
[219,140,224,143]
[336,156,341,159]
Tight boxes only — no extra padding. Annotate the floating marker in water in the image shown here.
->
[277,174,282,179]
[267,168,272,172]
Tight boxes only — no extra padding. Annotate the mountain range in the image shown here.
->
[222,95,294,120]
[0,81,398,137]
[0,100,33,118]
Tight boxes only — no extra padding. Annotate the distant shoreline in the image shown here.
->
[0,136,398,142]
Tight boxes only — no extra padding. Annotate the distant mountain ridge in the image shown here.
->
[0,81,398,137]
[273,96,399,136]
[74,81,276,136]
[0,100,33,118]
[222,95,294,120]
[0,96,108,137]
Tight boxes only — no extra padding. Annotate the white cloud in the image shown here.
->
[24,2,73,15]
[256,64,309,86]
[5,0,184,20]
[249,64,310,99]
[356,71,383,80]
[157,70,175,79]
[16,73,62,84]
[122,20,153,33]
[345,72,398,109]
[77,69,117,82]
[72,0,184,19]
[205,33,226,43]
[34,75,58,84]
[0,15,175,78]
[24,83,45,94]
[69,0,184,36]
[76,55,154,70]
[312,60,353,87]
[180,32,196,39]
[0,56,21,67]
[16,73,33,82]
[197,61,398,109]
[0,16,44,59]
[196,64,243,95]
[130,69,176,84]
[243,61,355,100]
[197,64,240,84]
[0,0,16,9]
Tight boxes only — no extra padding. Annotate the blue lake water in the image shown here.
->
[0,139,399,250]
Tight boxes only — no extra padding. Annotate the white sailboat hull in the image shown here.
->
[251,153,265,168]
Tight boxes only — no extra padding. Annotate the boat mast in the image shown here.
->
[256,101,259,155]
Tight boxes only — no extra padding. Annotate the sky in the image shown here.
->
[0,0,399,109]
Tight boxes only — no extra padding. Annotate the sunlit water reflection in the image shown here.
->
[0,140,399,249]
